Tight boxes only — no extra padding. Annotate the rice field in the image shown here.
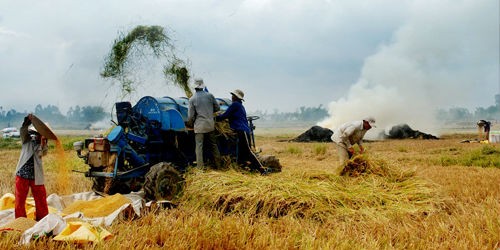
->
[0,130,499,249]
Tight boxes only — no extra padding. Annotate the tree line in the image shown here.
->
[0,104,107,129]
[0,103,330,129]
[1,101,498,130]
[436,102,500,125]
[253,105,329,123]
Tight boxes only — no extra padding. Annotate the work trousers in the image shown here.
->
[236,131,264,173]
[15,176,49,221]
[195,131,221,168]
[336,142,350,165]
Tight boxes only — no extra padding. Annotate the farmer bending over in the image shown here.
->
[331,117,376,166]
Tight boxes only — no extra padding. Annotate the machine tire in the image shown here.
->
[144,162,184,201]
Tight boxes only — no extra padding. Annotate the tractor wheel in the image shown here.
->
[144,162,184,201]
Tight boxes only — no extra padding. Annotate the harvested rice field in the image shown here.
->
[0,130,499,249]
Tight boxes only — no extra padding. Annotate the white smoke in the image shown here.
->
[318,0,498,136]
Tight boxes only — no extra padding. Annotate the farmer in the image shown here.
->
[331,117,376,165]
[14,114,49,221]
[477,120,491,141]
[216,89,267,174]
[188,79,222,168]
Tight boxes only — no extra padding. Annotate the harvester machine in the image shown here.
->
[73,96,279,201]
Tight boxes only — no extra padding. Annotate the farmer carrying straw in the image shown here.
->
[216,89,267,175]
[331,117,376,166]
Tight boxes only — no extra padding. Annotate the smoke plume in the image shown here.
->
[318,0,498,135]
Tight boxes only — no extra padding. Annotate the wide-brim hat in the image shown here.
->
[230,89,245,101]
[30,115,58,140]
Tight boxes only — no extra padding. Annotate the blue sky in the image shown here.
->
[0,0,498,129]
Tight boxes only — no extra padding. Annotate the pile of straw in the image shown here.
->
[214,120,236,140]
[179,166,446,222]
[340,154,414,181]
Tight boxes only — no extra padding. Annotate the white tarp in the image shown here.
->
[0,191,147,244]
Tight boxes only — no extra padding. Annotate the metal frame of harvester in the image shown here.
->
[73,95,252,201]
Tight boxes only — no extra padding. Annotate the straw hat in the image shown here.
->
[28,125,38,133]
[230,89,245,101]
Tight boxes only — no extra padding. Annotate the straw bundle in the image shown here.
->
[341,155,374,177]
[214,120,236,140]
[340,154,413,181]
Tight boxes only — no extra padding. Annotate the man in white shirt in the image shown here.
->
[331,117,376,165]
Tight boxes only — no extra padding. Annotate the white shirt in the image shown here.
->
[331,120,368,148]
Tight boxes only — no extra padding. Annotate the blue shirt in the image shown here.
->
[217,101,250,132]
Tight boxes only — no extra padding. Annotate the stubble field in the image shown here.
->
[0,130,499,249]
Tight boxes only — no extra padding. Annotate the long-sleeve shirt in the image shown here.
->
[188,90,220,133]
[216,100,250,132]
[15,119,48,185]
[331,120,368,148]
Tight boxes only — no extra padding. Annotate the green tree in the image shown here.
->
[34,104,65,123]
[80,106,106,123]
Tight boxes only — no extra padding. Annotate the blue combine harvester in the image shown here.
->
[73,95,255,201]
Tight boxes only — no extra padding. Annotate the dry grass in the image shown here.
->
[0,132,499,249]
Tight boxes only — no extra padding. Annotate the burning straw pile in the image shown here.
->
[179,162,447,222]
